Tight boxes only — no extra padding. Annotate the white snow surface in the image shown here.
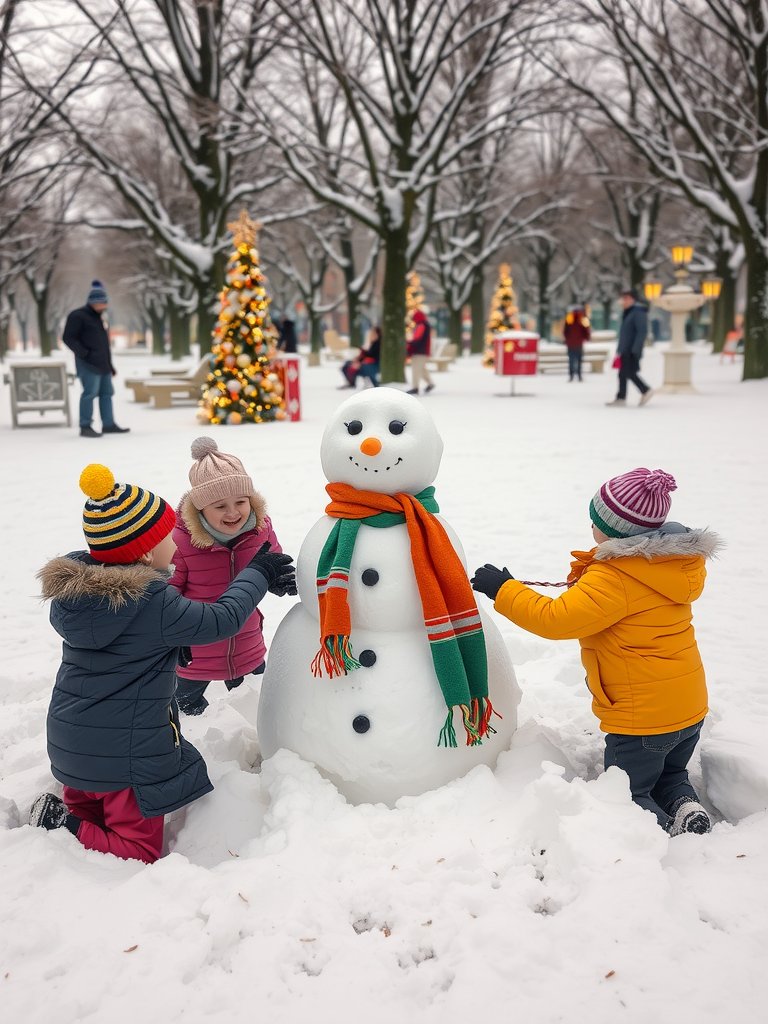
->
[1,344,767,1023]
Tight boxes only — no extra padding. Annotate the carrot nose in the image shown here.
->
[360,436,382,456]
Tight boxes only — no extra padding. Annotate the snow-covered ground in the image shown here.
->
[1,343,766,1024]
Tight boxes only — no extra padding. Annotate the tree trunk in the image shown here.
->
[709,250,737,353]
[601,300,613,331]
[743,241,768,380]
[168,303,190,361]
[537,259,551,340]
[35,288,53,356]
[149,308,166,355]
[380,229,408,383]
[309,311,324,356]
[447,306,462,348]
[470,275,485,354]
[340,235,364,350]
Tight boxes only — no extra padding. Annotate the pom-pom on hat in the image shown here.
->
[188,437,255,510]
[87,279,108,305]
[589,467,677,539]
[79,464,175,564]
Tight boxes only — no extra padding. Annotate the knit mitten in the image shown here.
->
[29,793,80,835]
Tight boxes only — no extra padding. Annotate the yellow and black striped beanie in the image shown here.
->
[79,464,176,564]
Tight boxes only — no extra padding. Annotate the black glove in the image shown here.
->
[178,646,193,668]
[247,542,297,596]
[470,564,514,600]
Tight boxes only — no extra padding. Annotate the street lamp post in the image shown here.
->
[648,247,719,393]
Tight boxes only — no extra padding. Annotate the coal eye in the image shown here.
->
[388,420,406,435]
[345,420,363,435]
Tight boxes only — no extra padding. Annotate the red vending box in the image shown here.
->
[494,331,539,375]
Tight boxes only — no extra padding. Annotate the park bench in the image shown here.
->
[125,356,210,404]
[322,329,352,361]
[425,342,458,372]
[536,349,609,374]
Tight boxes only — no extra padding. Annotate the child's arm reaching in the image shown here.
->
[477,563,628,641]
[160,547,295,647]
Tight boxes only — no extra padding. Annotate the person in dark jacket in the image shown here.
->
[29,462,296,864]
[339,325,381,388]
[62,280,129,438]
[278,315,298,354]
[406,309,435,395]
[607,288,653,407]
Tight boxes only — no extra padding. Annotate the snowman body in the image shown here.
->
[257,389,520,805]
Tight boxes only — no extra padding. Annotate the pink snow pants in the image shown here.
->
[62,786,164,864]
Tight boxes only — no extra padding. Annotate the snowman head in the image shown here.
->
[320,387,444,494]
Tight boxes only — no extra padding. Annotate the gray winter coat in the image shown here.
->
[617,302,648,359]
[38,552,269,817]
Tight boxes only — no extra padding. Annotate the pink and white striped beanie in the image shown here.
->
[589,468,677,538]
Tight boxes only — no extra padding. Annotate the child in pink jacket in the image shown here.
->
[169,437,287,715]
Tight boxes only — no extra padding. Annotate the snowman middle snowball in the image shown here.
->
[257,388,520,805]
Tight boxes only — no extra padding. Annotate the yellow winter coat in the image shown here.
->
[493,527,720,735]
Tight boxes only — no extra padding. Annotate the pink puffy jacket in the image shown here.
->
[168,492,282,681]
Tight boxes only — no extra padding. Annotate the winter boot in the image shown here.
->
[29,793,80,835]
[80,426,102,438]
[669,799,711,836]
[605,398,627,407]
[639,389,654,406]
[177,694,209,716]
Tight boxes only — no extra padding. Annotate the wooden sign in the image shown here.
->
[4,361,72,428]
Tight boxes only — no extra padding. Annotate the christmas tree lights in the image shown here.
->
[198,210,286,425]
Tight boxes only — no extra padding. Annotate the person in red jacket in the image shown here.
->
[563,303,591,381]
[406,309,435,395]
[169,437,290,715]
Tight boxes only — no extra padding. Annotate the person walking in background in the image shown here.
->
[607,287,653,407]
[563,303,591,381]
[406,309,435,395]
[62,280,130,438]
[339,325,381,389]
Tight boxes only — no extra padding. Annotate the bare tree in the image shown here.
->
[266,0,553,381]
[557,0,768,379]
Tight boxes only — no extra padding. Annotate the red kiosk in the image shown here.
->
[493,330,539,395]
[274,353,302,421]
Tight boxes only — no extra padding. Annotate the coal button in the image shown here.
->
[362,569,379,586]
[359,649,377,667]
[352,715,371,734]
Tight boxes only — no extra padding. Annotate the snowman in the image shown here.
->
[257,388,520,804]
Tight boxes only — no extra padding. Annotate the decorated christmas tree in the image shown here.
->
[198,210,286,425]
[483,263,521,366]
[405,270,426,335]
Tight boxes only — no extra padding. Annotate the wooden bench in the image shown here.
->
[125,356,210,403]
[322,329,352,361]
[425,342,458,372]
[536,350,608,374]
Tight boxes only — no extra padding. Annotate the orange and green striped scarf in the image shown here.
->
[313,483,495,747]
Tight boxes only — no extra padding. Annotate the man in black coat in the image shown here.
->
[62,279,130,437]
[607,288,653,407]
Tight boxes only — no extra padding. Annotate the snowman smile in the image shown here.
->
[348,454,403,474]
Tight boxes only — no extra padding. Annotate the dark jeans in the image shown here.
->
[176,662,265,714]
[76,358,115,428]
[567,348,582,380]
[357,362,379,386]
[604,720,705,831]
[616,352,650,399]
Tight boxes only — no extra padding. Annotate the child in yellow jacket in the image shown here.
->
[471,467,721,836]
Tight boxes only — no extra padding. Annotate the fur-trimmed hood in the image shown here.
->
[572,525,722,606]
[175,490,267,549]
[38,552,168,648]
[593,525,722,562]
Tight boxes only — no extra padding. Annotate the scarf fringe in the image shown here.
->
[437,698,501,748]
[311,634,361,678]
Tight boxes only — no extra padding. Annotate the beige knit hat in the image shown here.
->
[188,437,255,510]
